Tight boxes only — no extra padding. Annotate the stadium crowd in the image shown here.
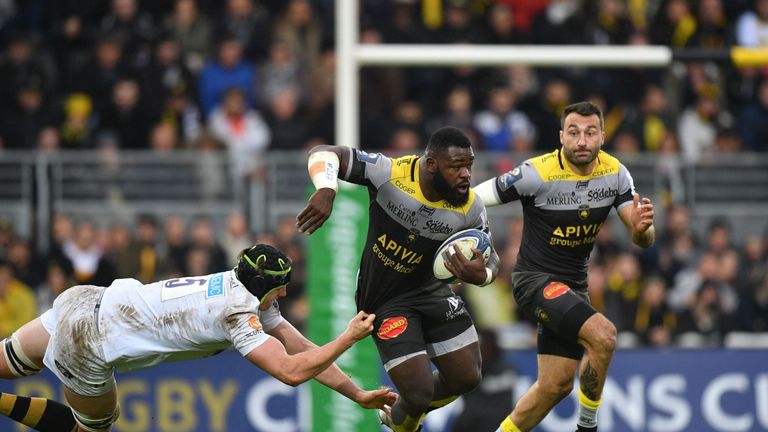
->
[0,0,767,352]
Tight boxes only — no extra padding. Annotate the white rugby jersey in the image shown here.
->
[98,270,283,372]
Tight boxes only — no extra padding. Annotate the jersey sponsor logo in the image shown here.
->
[418,204,436,217]
[207,273,225,298]
[547,173,570,181]
[552,223,603,238]
[394,179,416,195]
[546,192,581,206]
[377,317,408,340]
[386,201,418,226]
[357,150,380,164]
[543,282,570,299]
[588,188,618,201]
[374,234,424,265]
[498,166,523,191]
[591,168,615,177]
[578,204,590,220]
[422,219,452,234]
[248,315,263,331]
[576,180,590,190]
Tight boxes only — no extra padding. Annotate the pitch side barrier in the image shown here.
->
[1,348,764,432]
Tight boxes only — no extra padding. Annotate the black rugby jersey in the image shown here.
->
[342,149,489,311]
[491,149,635,281]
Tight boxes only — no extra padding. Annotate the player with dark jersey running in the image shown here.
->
[297,127,501,432]
[474,102,655,432]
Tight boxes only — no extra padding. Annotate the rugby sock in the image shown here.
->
[497,416,522,432]
[0,392,77,432]
[577,387,601,430]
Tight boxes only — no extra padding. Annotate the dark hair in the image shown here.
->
[426,126,471,156]
[560,101,604,130]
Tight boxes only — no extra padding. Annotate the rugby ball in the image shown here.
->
[432,229,492,283]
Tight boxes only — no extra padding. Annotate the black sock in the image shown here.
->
[577,425,597,431]
[0,392,77,432]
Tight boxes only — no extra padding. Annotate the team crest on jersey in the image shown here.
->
[418,204,435,217]
[578,204,590,220]
[407,229,418,243]
[357,150,381,164]
[498,166,523,191]
[377,317,408,340]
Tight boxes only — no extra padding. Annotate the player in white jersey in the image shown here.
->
[0,244,396,432]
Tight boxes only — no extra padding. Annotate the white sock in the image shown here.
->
[577,388,600,428]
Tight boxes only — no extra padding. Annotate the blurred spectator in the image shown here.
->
[497,0,548,35]
[626,84,672,152]
[188,216,227,273]
[149,122,179,153]
[528,78,572,151]
[185,245,212,276]
[434,0,484,44]
[265,87,307,150]
[605,252,643,331]
[6,239,42,288]
[738,78,768,151]
[677,82,721,162]
[584,0,634,45]
[481,3,527,45]
[473,86,535,152]
[222,211,251,264]
[257,40,306,110]
[35,263,73,315]
[62,220,116,285]
[59,93,97,149]
[208,86,270,184]
[141,35,197,123]
[0,260,36,338]
[529,0,588,45]
[0,76,53,149]
[160,215,187,275]
[198,36,255,117]
[714,127,744,153]
[387,125,421,153]
[217,0,271,61]
[272,0,323,73]
[650,0,696,47]
[97,0,157,67]
[427,85,476,140]
[735,0,768,46]
[633,276,677,346]
[677,279,736,340]
[37,126,61,153]
[97,76,152,149]
[163,0,213,72]
[688,0,729,48]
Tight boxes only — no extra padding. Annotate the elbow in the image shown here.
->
[276,365,310,387]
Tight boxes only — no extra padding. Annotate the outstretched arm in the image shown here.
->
[246,311,375,387]
[296,145,351,235]
[618,193,656,248]
[268,320,397,409]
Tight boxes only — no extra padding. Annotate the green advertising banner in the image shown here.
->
[307,183,380,432]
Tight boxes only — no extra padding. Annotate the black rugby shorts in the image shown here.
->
[371,294,476,371]
[511,271,597,359]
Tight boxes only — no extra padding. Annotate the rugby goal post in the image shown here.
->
[335,2,768,150]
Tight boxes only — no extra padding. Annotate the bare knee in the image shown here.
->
[538,378,574,403]
[399,386,434,413]
[581,315,617,358]
[450,366,482,395]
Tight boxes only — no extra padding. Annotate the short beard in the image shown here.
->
[432,168,469,207]
[563,147,597,167]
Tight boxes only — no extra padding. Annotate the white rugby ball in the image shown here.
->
[433,229,492,283]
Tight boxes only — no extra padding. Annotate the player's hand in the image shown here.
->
[354,387,398,410]
[442,245,487,285]
[296,188,336,235]
[630,193,654,234]
[345,311,376,341]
